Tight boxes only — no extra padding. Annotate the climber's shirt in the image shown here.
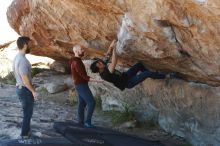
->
[100,67,127,91]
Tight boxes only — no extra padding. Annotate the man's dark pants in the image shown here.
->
[16,86,34,136]
[125,63,166,88]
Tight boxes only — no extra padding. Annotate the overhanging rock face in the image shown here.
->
[7,0,220,86]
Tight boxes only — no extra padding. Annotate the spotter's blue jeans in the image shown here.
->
[75,84,95,125]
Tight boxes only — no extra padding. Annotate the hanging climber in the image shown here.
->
[90,40,180,91]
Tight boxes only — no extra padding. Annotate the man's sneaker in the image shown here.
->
[18,129,32,139]
[21,135,31,139]
[18,135,30,139]
[84,123,93,128]
[19,134,30,139]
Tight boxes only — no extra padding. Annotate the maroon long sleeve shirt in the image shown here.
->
[70,57,90,85]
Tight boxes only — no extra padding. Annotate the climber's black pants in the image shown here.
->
[125,63,166,88]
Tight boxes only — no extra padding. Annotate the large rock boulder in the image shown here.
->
[44,83,68,94]
[33,71,73,93]
[7,0,220,86]
[49,61,68,73]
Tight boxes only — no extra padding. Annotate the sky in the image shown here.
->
[0,1,54,65]
[0,0,18,44]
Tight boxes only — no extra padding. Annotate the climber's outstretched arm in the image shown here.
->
[105,39,116,56]
[108,47,118,73]
[103,39,116,63]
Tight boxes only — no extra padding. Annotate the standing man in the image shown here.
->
[13,36,38,139]
[70,45,101,128]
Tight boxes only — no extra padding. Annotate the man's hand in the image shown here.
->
[32,91,39,100]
